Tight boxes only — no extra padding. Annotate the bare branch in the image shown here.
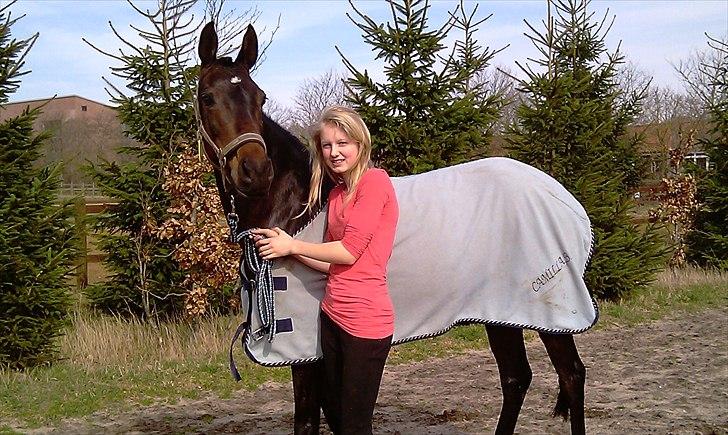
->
[291,69,348,130]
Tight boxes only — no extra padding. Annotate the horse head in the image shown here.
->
[197,22,273,198]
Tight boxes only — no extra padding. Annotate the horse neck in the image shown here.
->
[231,116,323,234]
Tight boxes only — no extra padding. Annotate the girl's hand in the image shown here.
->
[251,227,294,260]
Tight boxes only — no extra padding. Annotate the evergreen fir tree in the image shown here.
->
[686,36,728,270]
[506,0,668,300]
[340,0,502,175]
[83,0,198,318]
[0,2,78,368]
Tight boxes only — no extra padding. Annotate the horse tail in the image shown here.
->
[552,387,570,421]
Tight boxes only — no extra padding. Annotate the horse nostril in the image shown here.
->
[241,159,253,183]
[236,157,272,193]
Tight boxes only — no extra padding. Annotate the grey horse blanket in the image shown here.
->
[241,157,598,366]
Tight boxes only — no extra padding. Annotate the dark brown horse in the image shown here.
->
[197,22,587,435]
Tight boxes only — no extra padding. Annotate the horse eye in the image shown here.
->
[200,93,214,107]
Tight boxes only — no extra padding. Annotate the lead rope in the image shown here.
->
[227,200,277,343]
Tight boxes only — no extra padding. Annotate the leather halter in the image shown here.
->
[192,91,267,170]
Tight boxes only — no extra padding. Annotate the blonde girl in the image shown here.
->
[253,106,399,434]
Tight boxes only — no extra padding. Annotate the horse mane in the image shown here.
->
[260,114,333,233]
[261,114,311,163]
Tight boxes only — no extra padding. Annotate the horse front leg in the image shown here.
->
[539,333,586,435]
[291,360,326,435]
[486,324,532,435]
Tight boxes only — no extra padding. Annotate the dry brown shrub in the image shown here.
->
[158,144,241,317]
[649,129,701,267]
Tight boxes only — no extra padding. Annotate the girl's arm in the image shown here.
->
[252,227,356,266]
[254,171,394,269]
[292,254,331,273]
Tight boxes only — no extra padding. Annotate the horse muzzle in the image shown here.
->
[229,154,274,197]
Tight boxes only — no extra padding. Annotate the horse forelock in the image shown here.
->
[200,63,251,89]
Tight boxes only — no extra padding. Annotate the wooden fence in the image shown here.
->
[61,182,106,199]
[74,199,117,288]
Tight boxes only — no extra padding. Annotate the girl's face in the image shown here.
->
[320,123,360,176]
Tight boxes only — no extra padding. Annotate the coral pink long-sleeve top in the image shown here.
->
[322,168,399,339]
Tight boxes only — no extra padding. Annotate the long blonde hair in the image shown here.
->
[305,106,372,213]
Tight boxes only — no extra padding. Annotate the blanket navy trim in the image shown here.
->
[276,318,294,333]
[585,225,596,271]
[242,306,600,368]
[291,203,327,238]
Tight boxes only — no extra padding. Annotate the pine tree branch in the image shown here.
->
[0,0,19,17]
[112,21,148,58]
[4,31,37,83]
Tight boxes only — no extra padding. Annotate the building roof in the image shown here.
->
[0,94,118,123]
[3,94,113,109]
[627,119,708,153]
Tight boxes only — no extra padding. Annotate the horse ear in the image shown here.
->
[199,21,218,66]
[235,24,258,70]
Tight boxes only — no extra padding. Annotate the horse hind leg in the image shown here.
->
[539,332,586,435]
[486,324,533,435]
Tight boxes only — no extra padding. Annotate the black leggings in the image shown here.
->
[320,311,392,435]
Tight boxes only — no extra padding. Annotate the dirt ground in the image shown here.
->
[35,308,728,434]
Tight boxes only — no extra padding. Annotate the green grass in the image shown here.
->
[1,267,726,430]
[596,270,727,328]
[388,324,490,364]
[0,355,289,428]
[0,313,290,429]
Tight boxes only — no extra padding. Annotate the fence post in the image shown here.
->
[74,198,88,289]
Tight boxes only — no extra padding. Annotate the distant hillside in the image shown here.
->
[0,95,136,183]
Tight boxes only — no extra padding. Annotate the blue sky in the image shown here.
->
[7,0,728,108]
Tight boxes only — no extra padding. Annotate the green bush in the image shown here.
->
[0,4,77,368]
[505,0,669,300]
[686,37,728,270]
[342,0,502,175]
[84,1,196,317]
